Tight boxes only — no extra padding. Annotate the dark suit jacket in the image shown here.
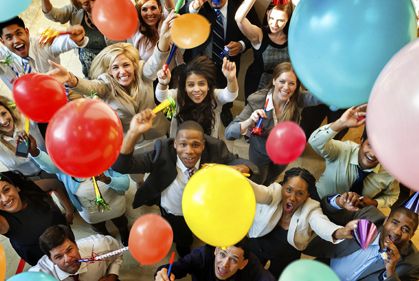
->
[156,245,275,281]
[184,0,260,87]
[304,199,419,281]
[112,135,258,208]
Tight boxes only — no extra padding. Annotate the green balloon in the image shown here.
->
[279,260,339,281]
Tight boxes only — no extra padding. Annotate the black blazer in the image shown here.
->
[112,135,258,208]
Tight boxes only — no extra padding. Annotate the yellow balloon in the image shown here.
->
[0,244,5,281]
[170,14,211,49]
[182,164,256,247]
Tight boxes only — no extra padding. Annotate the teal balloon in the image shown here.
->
[279,260,339,281]
[0,0,32,21]
[7,272,58,281]
[288,0,416,108]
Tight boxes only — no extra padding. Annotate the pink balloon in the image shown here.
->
[367,38,419,191]
[266,121,306,164]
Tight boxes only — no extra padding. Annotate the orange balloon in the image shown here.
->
[92,0,138,40]
[171,14,210,49]
[0,244,5,281]
[128,214,173,265]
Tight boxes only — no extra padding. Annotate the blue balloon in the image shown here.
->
[289,0,416,108]
[0,0,32,21]
[7,272,58,281]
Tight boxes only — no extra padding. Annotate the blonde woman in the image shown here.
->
[48,13,178,142]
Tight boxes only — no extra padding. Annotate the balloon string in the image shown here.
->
[24,117,30,134]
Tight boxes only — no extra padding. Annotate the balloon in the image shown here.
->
[171,14,210,49]
[128,214,173,265]
[92,0,138,41]
[13,73,67,122]
[279,259,340,281]
[7,272,58,281]
[182,164,256,247]
[266,121,306,164]
[289,0,416,108]
[367,39,419,191]
[0,244,5,281]
[0,0,31,21]
[46,99,123,178]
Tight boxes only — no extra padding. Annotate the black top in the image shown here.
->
[2,201,66,265]
[248,224,300,278]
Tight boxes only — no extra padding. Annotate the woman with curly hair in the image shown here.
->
[155,56,238,138]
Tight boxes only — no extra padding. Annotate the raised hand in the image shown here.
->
[332,104,367,131]
[157,68,172,86]
[221,57,237,82]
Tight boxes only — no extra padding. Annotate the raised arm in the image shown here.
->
[42,0,76,24]
[47,60,109,98]
[234,0,263,46]
[308,105,367,161]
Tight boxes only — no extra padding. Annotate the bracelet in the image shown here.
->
[159,82,169,87]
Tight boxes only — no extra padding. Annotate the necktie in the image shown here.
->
[350,165,371,195]
[21,57,32,74]
[187,168,196,179]
[212,9,224,65]
[71,274,79,281]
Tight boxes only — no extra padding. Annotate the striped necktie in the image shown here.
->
[212,9,224,65]
[187,168,196,179]
[21,57,32,74]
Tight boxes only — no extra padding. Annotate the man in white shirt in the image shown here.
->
[0,16,88,89]
[30,225,123,281]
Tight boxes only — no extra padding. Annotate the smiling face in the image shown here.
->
[267,8,289,34]
[214,246,248,280]
[0,105,14,137]
[140,0,162,27]
[381,210,417,250]
[174,128,205,169]
[358,139,379,170]
[0,24,30,58]
[109,54,135,87]
[272,71,297,102]
[185,73,209,104]
[49,239,81,274]
[281,176,309,214]
[0,181,23,213]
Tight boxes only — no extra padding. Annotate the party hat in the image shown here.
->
[354,219,378,249]
[403,192,419,214]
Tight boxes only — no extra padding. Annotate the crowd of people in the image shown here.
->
[0,0,418,280]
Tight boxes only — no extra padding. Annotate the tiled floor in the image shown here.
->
[1,0,418,280]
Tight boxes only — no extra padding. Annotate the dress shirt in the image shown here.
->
[30,234,122,281]
[161,156,201,216]
[331,233,384,281]
[309,124,399,207]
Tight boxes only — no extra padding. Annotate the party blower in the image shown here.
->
[153,96,176,119]
[39,27,72,46]
[353,219,378,250]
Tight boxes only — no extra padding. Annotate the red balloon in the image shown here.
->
[92,0,138,41]
[13,73,66,122]
[266,121,306,164]
[46,99,123,178]
[128,214,173,265]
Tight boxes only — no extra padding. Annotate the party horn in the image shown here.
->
[39,27,72,46]
[251,98,269,136]
[163,0,184,72]
[153,96,176,119]
[78,246,129,263]
[354,219,378,249]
